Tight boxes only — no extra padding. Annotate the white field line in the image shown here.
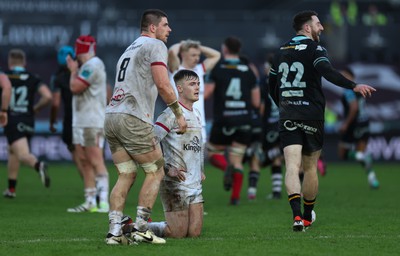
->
[1,234,399,244]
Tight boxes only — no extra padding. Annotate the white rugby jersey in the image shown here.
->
[155,102,203,188]
[170,63,207,142]
[106,36,168,124]
[72,56,107,128]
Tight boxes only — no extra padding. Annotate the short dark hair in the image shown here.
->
[173,69,199,86]
[292,10,318,32]
[224,36,241,54]
[8,48,26,66]
[140,9,168,32]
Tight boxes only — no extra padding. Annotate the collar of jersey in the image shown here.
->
[11,66,25,72]
[225,58,240,64]
[292,35,311,41]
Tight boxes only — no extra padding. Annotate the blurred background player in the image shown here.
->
[0,67,12,127]
[66,35,109,213]
[338,67,379,189]
[3,49,52,198]
[206,36,260,205]
[49,46,86,180]
[247,58,283,200]
[168,39,220,144]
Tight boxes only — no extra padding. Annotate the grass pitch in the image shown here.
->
[0,162,399,256]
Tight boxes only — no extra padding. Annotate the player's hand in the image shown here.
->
[176,115,187,135]
[354,84,376,98]
[0,112,8,127]
[66,55,78,73]
[166,165,187,182]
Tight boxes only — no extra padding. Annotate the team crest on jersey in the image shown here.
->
[81,69,92,79]
[295,44,307,51]
[183,136,201,153]
[316,46,324,51]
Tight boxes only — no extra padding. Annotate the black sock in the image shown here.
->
[288,193,302,219]
[303,198,316,221]
[34,161,40,172]
[248,170,260,188]
[8,179,17,191]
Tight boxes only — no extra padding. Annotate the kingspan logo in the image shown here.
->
[183,136,201,153]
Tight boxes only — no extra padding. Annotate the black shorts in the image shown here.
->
[4,117,34,145]
[62,121,74,151]
[263,121,280,151]
[209,122,253,146]
[279,120,324,154]
[340,122,370,144]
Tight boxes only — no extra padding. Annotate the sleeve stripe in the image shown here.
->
[313,57,330,67]
[155,122,170,133]
[77,77,90,87]
[151,62,167,68]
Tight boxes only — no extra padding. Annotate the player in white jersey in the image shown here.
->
[66,35,110,213]
[122,69,205,238]
[168,40,220,143]
[104,9,187,245]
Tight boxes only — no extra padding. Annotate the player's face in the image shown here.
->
[310,15,324,42]
[155,17,172,43]
[182,48,201,68]
[181,77,200,102]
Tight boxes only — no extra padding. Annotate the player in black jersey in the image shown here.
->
[0,68,12,127]
[338,67,379,189]
[3,49,52,198]
[49,46,86,180]
[269,10,376,231]
[206,37,260,205]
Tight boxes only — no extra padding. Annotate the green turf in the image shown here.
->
[0,162,399,255]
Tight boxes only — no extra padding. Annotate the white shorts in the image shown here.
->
[159,180,204,212]
[73,127,105,148]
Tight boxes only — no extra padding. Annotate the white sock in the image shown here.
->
[108,210,123,236]
[135,206,151,231]
[96,173,109,203]
[84,187,97,206]
[148,221,167,237]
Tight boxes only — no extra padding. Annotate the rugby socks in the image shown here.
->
[84,187,97,206]
[231,168,243,203]
[108,210,123,236]
[148,221,167,237]
[248,170,260,188]
[135,206,152,231]
[34,161,41,172]
[96,173,109,204]
[271,165,283,196]
[303,198,316,222]
[288,193,302,219]
[209,154,228,172]
[8,179,17,192]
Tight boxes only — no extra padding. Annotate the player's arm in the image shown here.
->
[268,68,279,106]
[152,64,187,134]
[34,83,52,114]
[168,42,181,73]
[315,61,376,97]
[0,73,11,127]
[201,45,221,72]
[66,55,87,94]
[251,86,261,109]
